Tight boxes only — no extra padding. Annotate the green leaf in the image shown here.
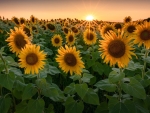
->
[28,99,45,113]
[14,80,26,91]
[0,97,11,113]
[75,83,88,99]
[45,104,55,113]
[65,97,84,113]
[109,102,130,113]
[92,62,103,75]
[64,83,76,95]
[0,72,15,91]
[83,88,100,105]
[9,67,23,76]
[95,102,108,113]
[5,56,18,67]
[124,100,136,113]
[36,78,63,101]
[108,97,119,110]
[70,74,81,81]
[121,77,146,99]
[81,73,94,83]
[94,79,117,92]
[86,59,95,68]
[133,98,149,113]
[109,71,125,83]
[16,101,29,113]
[48,65,60,75]
[126,60,143,71]
[22,83,37,100]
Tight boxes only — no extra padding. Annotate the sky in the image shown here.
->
[0,0,150,22]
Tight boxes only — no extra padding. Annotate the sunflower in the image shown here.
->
[133,21,150,49]
[51,34,63,47]
[31,25,38,33]
[83,29,97,45]
[30,15,37,24]
[113,22,123,30]
[100,23,116,39]
[18,44,46,74]
[11,16,20,25]
[46,23,55,32]
[123,22,137,36]
[66,31,76,46]
[20,17,26,25]
[62,26,70,35]
[5,27,31,55]
[124,16,132,23]
[41,24,47,30]
[71,26,79,35]
[99,31,135,68]
[20,24,32,37]
[55,45,85,75]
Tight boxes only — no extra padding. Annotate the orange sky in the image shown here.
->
[0,0,150,22]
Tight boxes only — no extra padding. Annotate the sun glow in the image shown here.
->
[86,15,94,21]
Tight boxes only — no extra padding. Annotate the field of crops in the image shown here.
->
[0,15,150,113]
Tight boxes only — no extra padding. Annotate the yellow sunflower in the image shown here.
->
[51,34,63,47]
[18,44,46,74]
[5,27,31,55]
[100,23,116,39]
[123,22,137,37]
[133,21,150,49]
[20,17,26,25]
[46,23,55,32]
[66,31,76,46]
[11,16,20,25]
[62,26,70,35]
[20,24,32,37]
[71,26,80,35]
[30,15,37,24]
[55,45,85,75]
[124,16,132,23]
[113,22,123,30]
[99,31,135,68]
[83,29,97,45]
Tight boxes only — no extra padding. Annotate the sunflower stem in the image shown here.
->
[118,68,123,102]
[0,53,9,74]
[142,49,149,79]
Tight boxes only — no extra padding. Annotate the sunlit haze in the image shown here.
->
[0,0,150,22]
[86,15,94,21]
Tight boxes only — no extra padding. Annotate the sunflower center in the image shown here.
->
[72,27,78,33]
[108,40,125,58]
[14,18,20,25]
[54,38,60,44]
[32,17,35,23]
[47,24,55,31]
[23,27,31,37]
[64,28,68,34]
[64,53,77,66]
[26,53,38,65]
[14,34,27,49]
[140,30,150,40]
[20,19,25,24]
[127,25,136,33]
[69,35,74,42]
[87,32,94,40]
[104,27,113,34]
[125,18,131,23]
[115,23,122,29]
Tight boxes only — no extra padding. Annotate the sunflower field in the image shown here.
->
[0,15,150,113]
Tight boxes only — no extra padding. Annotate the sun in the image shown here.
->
[86,15,94,21]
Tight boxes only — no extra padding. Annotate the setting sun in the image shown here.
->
[86,15,94,21]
